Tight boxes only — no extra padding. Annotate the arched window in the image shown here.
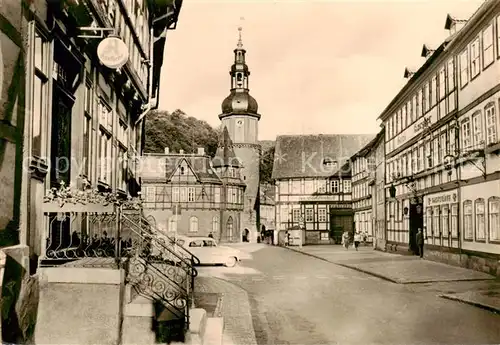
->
[488,197,500,241]
[168,216,177,232]
[226,217,233,241]
[189,216,198,232]
[475,198,485,241]
[463,200,473,240]
[212,216,219,234]
[236,73,242,82]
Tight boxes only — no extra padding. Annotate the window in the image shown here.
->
[98,100,113,132]
[305,208,314,222]
[439,67,446,100]
[483,24,494,68]
[431,76,437,107]
[318,208,327,222]
[408,100,414,124]
[450,125,457,156]
[31,27,50,158]
[440,132,447,162]
[433,206,440,237]
[471,111,483,148]
[317,180,326,194]
[498,16,500,58]
[83,114,91,176]
[475,199,485,241]
[418,145,424,172]
[212,216,219,234]
[463,200,473,240]
[172,187,179,202]
[461,119,471,150]
[118,148,127,191]
[485,103,498,145]
[214,187,220,203]
[402,105,407,129]
[226,217,233,241]
[423,84,429,113]
[180,187,187,202]
[470,38,480,78]
[416,89,422,118]
[188,187,195,202]
[447,59,455,92]
[189,216,198,232]
[292,208,301,222]
[343,180,351,193]
[168,216,177,232]
[99,130,112,183]
[460,50,469,87]
[320,232,329,241]
[441,205,449,238]
[451,204,458,238]
[489,197,500,241]
[331,180,339,193]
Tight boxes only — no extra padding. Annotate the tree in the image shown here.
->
[144,109,220,156]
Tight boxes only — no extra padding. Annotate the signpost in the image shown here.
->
[97,35,129,69]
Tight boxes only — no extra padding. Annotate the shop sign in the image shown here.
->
[97,36,129,69]
[388,111,437,154]
[425,190,458,207]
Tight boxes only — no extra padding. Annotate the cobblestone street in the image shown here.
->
[198,244,500,345]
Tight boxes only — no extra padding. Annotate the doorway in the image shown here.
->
[409,202,424,254]
[330,210,354,244]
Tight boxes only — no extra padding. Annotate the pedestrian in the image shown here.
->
[354,231,361,251]
[208,232,213,239]
[416,228,424,258]
[342,231,349,250]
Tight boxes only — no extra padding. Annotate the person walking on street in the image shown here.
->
[342,231,350,250]
[354,231,361,251]
[416,228,424,258]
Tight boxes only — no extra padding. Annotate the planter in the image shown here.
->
[41,202,114,213]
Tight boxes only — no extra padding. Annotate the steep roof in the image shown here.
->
[350,128,385,160]
[271,134,374,180]
[212,126,242,168]
[165,155,222,183]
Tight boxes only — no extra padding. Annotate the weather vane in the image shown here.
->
[237,16,245,48]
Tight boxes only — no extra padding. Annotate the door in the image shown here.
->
[330,210,354,244]
[409,202,423,254]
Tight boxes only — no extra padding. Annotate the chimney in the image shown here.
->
[179,149,184,154]
[164,147,169,154]
[197,147,205,155]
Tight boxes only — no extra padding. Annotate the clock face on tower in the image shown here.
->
[236,120,244,127]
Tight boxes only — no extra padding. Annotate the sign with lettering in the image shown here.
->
[97,36,129,69]
[425,190,458,207]
[388,110,437,154]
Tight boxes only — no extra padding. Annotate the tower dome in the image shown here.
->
[221,91,259,115]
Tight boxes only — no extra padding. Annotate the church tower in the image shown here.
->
[219,26,261,242]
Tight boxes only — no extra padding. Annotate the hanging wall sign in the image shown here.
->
[97,35,129,69]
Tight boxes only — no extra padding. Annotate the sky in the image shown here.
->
[158,0,485,141]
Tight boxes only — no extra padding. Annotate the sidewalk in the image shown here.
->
[285,244,500,313]
[195,276,257,345]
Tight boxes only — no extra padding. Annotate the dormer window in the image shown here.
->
[323,158,338,169]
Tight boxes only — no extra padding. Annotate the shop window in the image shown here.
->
[189,216,198,232]
[488,197,500,241]
[433,206,440,238]
[486,103,498,145]
[451,204,458,238]
[463,200,473,240]
[441,205,449,238]
[475,199,486,241]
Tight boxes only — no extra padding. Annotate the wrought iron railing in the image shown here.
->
[41,203,199,326]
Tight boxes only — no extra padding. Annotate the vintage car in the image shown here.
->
[176,236,242,267]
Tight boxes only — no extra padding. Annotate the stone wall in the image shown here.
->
[425,248,500,277]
